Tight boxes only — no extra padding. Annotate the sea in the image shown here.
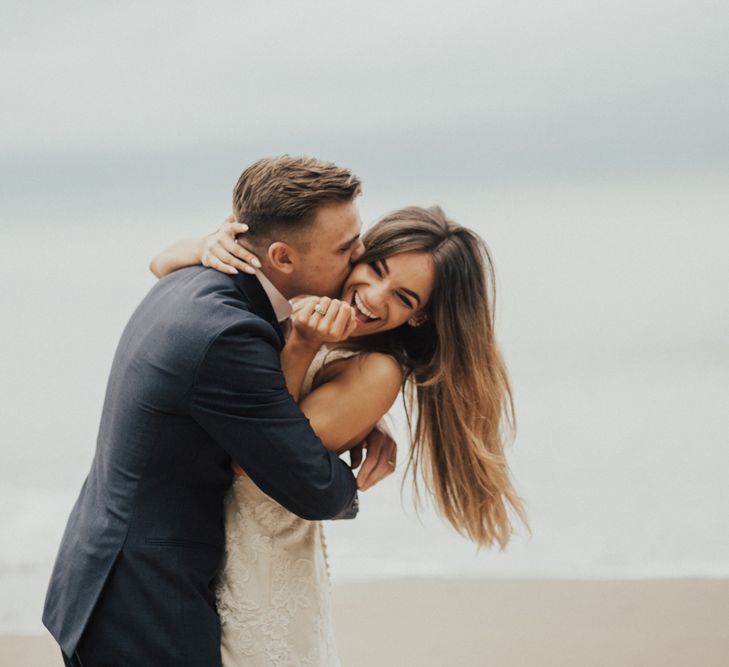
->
[1,169,728,633]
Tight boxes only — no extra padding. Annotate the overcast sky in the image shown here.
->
[2,0,728,197]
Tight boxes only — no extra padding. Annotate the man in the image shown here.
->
[43,156,395,666]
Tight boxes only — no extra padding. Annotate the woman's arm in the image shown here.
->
[281,335,320,403]
[298,352,402,454]
[149,217,261,278]
[149,235,207,278]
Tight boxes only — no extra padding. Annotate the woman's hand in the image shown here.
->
[291,296,358,348]
[281,296,356,403]
[202,215,262,276]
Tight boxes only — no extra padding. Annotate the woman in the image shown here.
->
[151,205,527,666]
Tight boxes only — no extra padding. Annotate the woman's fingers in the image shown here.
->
[308,297,332,326]
[296,297,318,322]
[357,429,397,491]
[217,237,258,274]
[222,234,263,270]
[329,303,355,339]
[224,221,248,237]
[200,217,261,276]
[232,244,262,270]
[306,299,358,341]
[348,444,364,470]
[343,315,358,339]
[203,252,238,275]
[291,297,357,345]
[209,246,252,274]
[316,299,342,332]
[356,438,377,490]
[367,446,396,490]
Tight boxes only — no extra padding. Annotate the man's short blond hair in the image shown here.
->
[232,155,362,248]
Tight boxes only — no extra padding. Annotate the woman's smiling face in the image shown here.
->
[340,251,436,336]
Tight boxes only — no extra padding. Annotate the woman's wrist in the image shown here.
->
[285,329,322,355]
[197,233,211,264]
[280,329,322,402]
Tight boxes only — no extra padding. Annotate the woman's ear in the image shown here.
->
[267,242,296,274]
[407,314,427,327]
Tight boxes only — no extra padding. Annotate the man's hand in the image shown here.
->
[348,443,364,471]
[354,426,397,491]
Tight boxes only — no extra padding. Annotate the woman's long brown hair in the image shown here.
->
[345,206,528,549]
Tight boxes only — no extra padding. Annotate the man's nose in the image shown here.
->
[350,240,365,263]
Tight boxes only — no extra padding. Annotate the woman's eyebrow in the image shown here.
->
[402,287,421,305]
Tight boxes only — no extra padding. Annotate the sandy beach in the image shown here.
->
[4,577,728,666]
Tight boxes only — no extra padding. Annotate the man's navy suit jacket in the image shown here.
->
[42,266,358,665]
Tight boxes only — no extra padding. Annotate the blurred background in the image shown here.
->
[1,0,728,635]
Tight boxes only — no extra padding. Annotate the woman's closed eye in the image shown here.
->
[369,261,415,308]
[397,293,414,308]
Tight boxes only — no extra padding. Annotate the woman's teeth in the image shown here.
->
[353,291,380,322]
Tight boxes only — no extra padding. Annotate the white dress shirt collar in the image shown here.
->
[255,270,293,323]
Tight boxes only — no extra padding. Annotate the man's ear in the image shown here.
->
[267,241,297,274]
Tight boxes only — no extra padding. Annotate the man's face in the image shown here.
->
[293,200,364,297]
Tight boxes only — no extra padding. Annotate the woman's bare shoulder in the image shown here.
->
[338,351,403,388]
[315,349,400,384]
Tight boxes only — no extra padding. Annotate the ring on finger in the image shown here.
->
[314,302,327,315]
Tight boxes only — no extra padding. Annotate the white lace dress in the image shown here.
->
[216,346,355,667]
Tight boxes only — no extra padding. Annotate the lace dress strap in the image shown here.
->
[300,345,358,399]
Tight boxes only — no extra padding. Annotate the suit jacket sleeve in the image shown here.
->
[190,319,358,521]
